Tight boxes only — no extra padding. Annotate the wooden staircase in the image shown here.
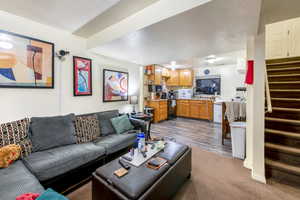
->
[265,57,300,186]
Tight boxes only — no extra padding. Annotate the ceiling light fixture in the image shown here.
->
[170,61,176,71]
[0,33,11,41]
[0,41,13,49]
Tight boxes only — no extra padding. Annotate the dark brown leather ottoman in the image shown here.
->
[92,141,192,200]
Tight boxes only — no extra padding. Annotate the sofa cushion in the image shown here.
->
[74,115,100,143]
[94,133,136,155]
[0,118,32,158]
[30,114,77,152]
[0,160,44,200]
[110,115,134,134]
[22,143,105,181]
[95,110,119,136]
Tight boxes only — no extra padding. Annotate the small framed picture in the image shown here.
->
[73,56,92,96]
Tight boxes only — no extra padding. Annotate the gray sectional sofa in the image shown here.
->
[0,110,146,200]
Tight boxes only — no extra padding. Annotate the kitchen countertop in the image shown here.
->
[147,99,168,101]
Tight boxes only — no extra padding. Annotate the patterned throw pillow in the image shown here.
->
[0,118,32,158]
[74,115,101,144]
[0,144,21,168]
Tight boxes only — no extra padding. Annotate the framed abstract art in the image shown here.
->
[73,56,92,96]
[103,69,128,102]
[0,30,54,88]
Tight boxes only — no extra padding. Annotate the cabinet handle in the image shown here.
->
[287,52,290,57]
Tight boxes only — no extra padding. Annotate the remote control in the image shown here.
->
[151,144,155,150]
[119,159,131,170]
[122,155,133,162]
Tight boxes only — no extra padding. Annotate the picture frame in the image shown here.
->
[73,56,92,96]
[103,69,128,102]
[0,30,54,88]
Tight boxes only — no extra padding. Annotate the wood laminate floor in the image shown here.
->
[151,117,232,157]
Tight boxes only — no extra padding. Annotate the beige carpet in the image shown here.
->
[67,146,300,200]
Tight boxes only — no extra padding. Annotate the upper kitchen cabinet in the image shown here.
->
[179,69,193,87]
[162,67,170,78]
[266,17,300,59]
[166,70,179,86]
[154,65,162,85]
[146,65,162,85]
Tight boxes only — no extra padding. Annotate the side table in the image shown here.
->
[130,113,153,140]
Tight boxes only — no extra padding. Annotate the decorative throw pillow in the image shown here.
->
[74,115,101,143]
[0,144,21,168]
[16,193,40,200]
[30,114,77,152]
[36,188,68,200]
[0,118,32,158]
[110,115,134,134]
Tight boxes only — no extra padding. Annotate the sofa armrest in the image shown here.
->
[129,118,147,133]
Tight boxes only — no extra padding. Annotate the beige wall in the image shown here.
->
[0,11,141,123]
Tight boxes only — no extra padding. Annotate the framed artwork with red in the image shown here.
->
[73,56,92,96]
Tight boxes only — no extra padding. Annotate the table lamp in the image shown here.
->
[129,95,138,114]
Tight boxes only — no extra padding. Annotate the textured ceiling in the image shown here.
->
[92,0,261,65]
[0,0,120,32]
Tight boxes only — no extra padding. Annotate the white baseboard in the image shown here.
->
[243,159,252,169]
[252,173,266,184]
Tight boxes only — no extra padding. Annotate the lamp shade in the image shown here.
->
[129,95,138,104]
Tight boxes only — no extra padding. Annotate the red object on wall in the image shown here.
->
[245,60,254,85]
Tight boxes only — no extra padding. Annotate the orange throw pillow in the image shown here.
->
[0,144,21,168]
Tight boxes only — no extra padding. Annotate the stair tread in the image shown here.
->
[267,66,300,72]
[267,60,300,66]
[269,81,300,84]
[265,142,300,155]
[265,128,300,139]
[266,159,300,175]
[271,98,300,101]
[265,117,300,125]
[272,107,300,112]
[270,89,300,92]
[268,74,300,77]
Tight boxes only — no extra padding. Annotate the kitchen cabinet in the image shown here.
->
[162,68,170,77]
[176,100,190,117]
[166,70,179,86]
[266,17,300,59]
[146,65,162,85]
[179,69,193,86]
[148,100,168,123]
[154,66,162,85]
[177,100,213,121]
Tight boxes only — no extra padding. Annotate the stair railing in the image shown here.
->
[265,64,272,113]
